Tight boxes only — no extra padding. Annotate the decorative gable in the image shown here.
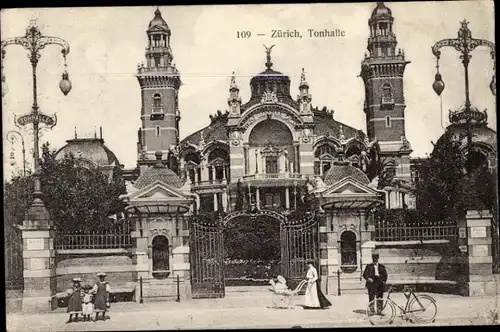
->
[321,176,379,197]
[129,180,190,202]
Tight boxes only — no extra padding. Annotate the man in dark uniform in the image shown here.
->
[363,252,388,314]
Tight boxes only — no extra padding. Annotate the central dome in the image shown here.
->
[250,68,291,101]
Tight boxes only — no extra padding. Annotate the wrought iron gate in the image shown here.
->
[281,213,319,284]
[5,227,24,290]
[190,214,225,298]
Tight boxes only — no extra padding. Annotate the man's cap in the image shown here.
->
[96,272,107,277]
[72,278,82,283]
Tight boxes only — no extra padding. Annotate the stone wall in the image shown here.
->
[55,253,137,294]
[373,243,462,282]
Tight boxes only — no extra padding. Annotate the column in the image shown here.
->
[256,187,260,210]
[21,224,57,312]
[323,213,340,295]
[285,187,290,210]
[222,190,228,212]
[295,146,300,173]
[261,155,266,175]
[279,154,284,173]
[255,150,259,174]
[211,167,216,182]
[458,210,496,296]
[213,193,218,211]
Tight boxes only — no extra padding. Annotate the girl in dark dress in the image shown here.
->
[92,272,111,321]
[66,278,84,323]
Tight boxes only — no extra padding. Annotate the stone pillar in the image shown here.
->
[324,213,340,295]
[458,210,497,296]
[21,224,57,313]
[132,220,149,302]
[172,246,192,300]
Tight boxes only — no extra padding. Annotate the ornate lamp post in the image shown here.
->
[6,130,28,177]
[1,20,72,227]
[431,20,495,173]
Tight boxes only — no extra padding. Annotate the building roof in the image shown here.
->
[148,8,170,31]
[179,108,361,148]
[133,163,185,189]
[323,164,370,186]
[55,137,120,167]
[371,2,393,19]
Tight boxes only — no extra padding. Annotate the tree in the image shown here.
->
[415,131,497,223]
[4,142,127,232]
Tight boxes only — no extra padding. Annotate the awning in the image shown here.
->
[321,198,384,210]
[125,203,190,217]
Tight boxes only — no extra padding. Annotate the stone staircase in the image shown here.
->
[338,275,366,295]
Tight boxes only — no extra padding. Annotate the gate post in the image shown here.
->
[458,210,497,296]
[20,222,57,313]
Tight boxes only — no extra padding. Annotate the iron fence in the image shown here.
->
[374,220,457,242]
[55,225,132,250]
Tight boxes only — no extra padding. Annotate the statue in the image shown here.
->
[263,44,275,69]
[314,177,327,191]
[369,176,379,189]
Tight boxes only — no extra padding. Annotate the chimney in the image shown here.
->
[100,126,103,139]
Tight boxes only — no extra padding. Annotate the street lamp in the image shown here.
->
[431,20,495,174]
[6,130,28,177]
[1,19,72,227]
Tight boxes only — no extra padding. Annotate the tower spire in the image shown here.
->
[228,71,242,117]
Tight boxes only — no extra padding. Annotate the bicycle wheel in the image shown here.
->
[366,299,396,325]
[408,294,437,324]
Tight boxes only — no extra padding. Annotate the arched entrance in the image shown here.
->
[340,231,358,273]
[152,235,170,279]
[189,210,319,298]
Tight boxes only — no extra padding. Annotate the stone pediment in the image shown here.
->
[129,180,190,202]
[321,176,379,197]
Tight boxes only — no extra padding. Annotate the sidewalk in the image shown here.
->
[7,293,499,331]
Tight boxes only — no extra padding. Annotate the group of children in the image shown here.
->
[66,272,112,323]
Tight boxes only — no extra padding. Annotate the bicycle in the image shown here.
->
[366,285,437,325]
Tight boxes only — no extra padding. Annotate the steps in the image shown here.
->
[339,277,366,294]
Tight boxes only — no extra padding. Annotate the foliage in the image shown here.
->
[3,142,127,232]
[224,216,281,262]
[415,131,497,222]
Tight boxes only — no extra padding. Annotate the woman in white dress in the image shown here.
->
[303,261,331,309]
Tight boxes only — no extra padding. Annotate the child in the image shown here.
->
[66,278,83,323]
[81,285,94,321]
[92,272,111,321]
[269,275,291,294]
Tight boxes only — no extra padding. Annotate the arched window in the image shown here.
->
[185,153,201,184]
[153,93,162,107]
[152,235,170,279]
[208,148,229,181]
[314,144,336,175]
[340,231,357,273]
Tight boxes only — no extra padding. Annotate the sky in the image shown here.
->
[1,2,496,178]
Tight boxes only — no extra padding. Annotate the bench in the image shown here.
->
[53,282,137,307]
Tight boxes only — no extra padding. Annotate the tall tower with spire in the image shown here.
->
[136,8,181,167]
[360,2,412,183]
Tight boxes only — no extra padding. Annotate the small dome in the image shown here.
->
[134,164,184,189]
[55,138,120,167]
[371,2,392,19]
[323,164,370,186]
[148,8,169,30]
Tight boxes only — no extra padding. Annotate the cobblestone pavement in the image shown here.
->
[7,293,499,331]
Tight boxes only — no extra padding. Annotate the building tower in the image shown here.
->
[360,2,412,183]
[137,8,181,169]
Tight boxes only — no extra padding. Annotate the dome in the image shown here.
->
[148,8,169,31]
[55,138,120,167]
[323,164,370,186]
[371,2,392,19]
[134,163,184,189]
[249,68,292,101]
